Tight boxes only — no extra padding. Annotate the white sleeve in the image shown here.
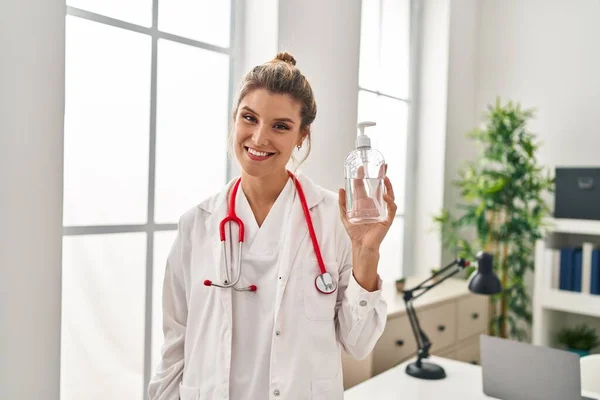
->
[334,235,387,360]
[148,224,188,400]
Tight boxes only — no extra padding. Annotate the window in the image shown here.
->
[61,2,235,399]
[357,0,412,283]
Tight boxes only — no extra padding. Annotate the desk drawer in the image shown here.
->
[456,336,481,365]
[436,347,458,360]
[342,351,372,389]
[457,295,488,340]
[418,301,456,352]
[372,314,416,375]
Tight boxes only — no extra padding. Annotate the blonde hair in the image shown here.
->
[228,52,317,166]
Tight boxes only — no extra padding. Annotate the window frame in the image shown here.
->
[357,0,421,279]
[62,1,239,397]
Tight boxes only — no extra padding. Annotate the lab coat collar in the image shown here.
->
[196,170,326,215]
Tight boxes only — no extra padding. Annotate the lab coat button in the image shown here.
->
[275,330,281,336]
[359,300,368,307]
[273,389,280,396]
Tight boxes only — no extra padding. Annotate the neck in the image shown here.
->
[240,169,291,211]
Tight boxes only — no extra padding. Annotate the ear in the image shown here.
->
[298,127,310,147]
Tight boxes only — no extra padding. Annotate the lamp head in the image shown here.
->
[468,251,502,295]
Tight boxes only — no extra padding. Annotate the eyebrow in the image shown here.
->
[240,106,296,124]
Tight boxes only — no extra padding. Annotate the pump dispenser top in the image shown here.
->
[356,121,375,149]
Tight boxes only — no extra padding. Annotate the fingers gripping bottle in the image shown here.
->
[344,121,387,224]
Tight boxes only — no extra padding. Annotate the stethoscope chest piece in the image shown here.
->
[315,272,337,294]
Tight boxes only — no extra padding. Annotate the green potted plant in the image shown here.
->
[434,98,554,340]
[430,269,440,283]
[395,277,406,293]
[556,324,600,357]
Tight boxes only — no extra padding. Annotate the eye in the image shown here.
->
[273,123,289,131]
[243,114,256,123]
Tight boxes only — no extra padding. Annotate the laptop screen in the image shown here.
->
[480,334,582,400]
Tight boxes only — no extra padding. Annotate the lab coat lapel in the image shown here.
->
[273,172,326,319]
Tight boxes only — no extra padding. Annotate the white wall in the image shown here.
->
[0,0,65,399]
[440,0,481,263]
[278,0,361,192]
[412,0,451,275]
[231,0,361,192]
[476,0,600,180]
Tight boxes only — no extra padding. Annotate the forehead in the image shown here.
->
[239,89,301,120]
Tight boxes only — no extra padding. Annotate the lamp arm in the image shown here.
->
[405,299,430,363]
[402,260,467,366]
[411,266,463,302]
[409,259,460,292]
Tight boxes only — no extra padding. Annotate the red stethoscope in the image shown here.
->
[204,171,337,294]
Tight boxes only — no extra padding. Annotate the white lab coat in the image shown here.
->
[148,172,387,400]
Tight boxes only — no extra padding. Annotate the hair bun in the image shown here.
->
[275,52,297,66]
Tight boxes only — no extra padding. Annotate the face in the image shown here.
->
[233,88,307,178]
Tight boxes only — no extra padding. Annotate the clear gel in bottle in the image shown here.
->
[344,121,387,224]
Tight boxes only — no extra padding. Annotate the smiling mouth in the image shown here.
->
[245,146,276,160]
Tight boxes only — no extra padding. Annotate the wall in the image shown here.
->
[412,0,451,275]
[278,0,361,192]
[477,0,600,187]
[0,0,65,398]
[439,0,481,263]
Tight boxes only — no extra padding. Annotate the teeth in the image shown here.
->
[248,148,271,157]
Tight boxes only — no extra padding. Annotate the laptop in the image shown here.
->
[480,334,594,400]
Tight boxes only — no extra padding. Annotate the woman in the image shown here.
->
[149,52,397,400]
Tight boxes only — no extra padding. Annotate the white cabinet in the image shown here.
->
[342,277,489,389]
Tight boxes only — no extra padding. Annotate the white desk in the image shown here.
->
[344,356,600,400]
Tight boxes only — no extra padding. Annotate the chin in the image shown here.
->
[240,162,282,179]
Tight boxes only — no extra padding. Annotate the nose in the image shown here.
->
[251,124,270,147]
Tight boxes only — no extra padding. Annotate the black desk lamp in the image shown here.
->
[403,251,501,380]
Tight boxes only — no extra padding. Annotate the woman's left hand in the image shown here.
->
[338,171,397,251]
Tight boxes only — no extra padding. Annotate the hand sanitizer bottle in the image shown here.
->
[344,121,387,224]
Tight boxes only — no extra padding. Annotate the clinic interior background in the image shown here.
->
[2,0,600,399]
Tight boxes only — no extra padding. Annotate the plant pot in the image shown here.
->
[395,280,406,293]
[567,348,590,357]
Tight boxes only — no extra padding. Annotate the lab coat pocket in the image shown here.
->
[311,374,343,400]
[302,259,339,321]
[179,383,199,400]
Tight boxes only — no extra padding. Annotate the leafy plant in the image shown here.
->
[556,324,600,351]
[434,98,554,340]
